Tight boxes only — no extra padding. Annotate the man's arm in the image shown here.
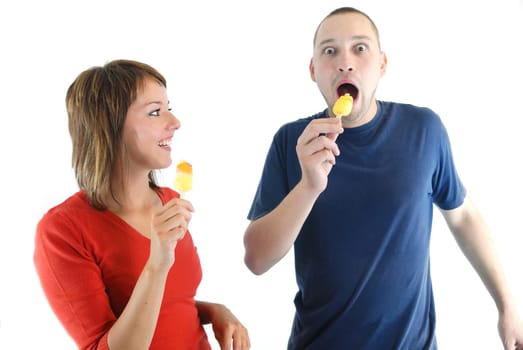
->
[244,180,319,275]
[440,195,523,349]
[244,118,344,275]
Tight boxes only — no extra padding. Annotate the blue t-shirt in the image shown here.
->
[247,101,466,350]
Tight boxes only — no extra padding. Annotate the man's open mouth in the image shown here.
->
[337,83,359,100]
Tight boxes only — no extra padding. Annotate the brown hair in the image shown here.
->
[66,59,167,209]
[313,7,381,49]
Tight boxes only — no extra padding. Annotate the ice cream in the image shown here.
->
[174,160,193,195]
[333,93,353,118]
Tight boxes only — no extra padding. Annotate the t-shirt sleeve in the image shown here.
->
[34,211,113,350]
[431,120,466,210]
[247,127,293,221]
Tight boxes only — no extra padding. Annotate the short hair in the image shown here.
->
[66,59,166,209]
[313,7,381,49]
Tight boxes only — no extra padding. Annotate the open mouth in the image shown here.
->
[158,139,172,147]
[337,83,359,100]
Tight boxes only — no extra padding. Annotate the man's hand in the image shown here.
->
[498,309,523,350]
[296,117,343,193]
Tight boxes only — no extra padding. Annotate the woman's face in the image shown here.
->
[121,77,180,174]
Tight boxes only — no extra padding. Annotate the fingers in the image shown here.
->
[299,139,338,165]
[158,197,194,222]
[296,118,343,192]
[297,117,343,147]
[217,323,250,350]
[232,324,250,350]
[297,118,343,160]
[153,198,194,238]
[211,305,250,350]
[147,198,196,270]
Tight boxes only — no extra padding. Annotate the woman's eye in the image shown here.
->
[149,109,161,117]
[323,47,335,55]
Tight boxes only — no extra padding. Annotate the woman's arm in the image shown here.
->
[107,197,192,349]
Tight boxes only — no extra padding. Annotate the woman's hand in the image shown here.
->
[148,197,194,271]
[197,302,251,350]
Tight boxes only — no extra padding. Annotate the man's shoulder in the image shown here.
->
[379,100,442,127]
[380,100,437,115]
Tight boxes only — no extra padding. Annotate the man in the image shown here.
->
[243,7,522,350]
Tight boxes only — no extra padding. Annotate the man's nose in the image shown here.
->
[337,51,355,72]
[338,66,354,72]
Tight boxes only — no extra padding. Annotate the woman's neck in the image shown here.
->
[105,172,160,214]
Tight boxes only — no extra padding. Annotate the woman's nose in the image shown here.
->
[168,112,181,131]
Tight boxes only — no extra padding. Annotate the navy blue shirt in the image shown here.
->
[247,101,466,349]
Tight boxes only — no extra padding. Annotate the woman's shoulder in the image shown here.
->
[41,191,91,218]
[36,191,96,243]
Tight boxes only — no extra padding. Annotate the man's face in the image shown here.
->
[310,12,387,126]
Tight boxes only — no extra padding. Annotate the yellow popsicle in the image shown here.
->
[333,93,353,118]
[174,160,193,194]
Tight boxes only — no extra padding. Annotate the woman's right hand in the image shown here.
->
[148,197,194,271]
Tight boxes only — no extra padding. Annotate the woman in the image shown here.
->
[34,59,250,350]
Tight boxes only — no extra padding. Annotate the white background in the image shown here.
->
[1,0,522,349]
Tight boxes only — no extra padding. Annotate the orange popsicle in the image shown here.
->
[333,93,353,118]
[174,160,193,194]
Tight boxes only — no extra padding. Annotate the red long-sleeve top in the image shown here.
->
[34,189,211,350]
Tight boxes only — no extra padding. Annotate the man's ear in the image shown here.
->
[309,58,316,82]
[380,52,388,76]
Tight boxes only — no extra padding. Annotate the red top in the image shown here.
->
[34,189,210,350]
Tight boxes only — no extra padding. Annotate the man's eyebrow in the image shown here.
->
[317,38,335,47]
[317,35,373,47]
[351,35,373,42]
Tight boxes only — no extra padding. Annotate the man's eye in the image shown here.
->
[323,47,335,55]
[356,44,367,52]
